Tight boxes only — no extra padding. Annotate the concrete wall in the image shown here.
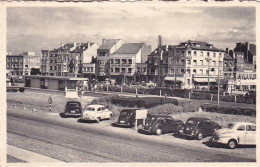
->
[31,78,41,88]
[48,79,59,90]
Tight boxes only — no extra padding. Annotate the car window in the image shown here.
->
[66,102,80,108]
[102,107,106,110]
[227,123,234,129]
[237,125,245,131]
[85,107,95,111]
[97,107,102,111]
[166,117,173,122]
[246,125,256,131]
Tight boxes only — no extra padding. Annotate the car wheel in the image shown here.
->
[108,114,112,120]
[155,129,162,135]
[227,139,237,149]
[196,132,204,140]
[96,117,101,123]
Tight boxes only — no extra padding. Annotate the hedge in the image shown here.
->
[201,104,256,117]
[111,96,178,109]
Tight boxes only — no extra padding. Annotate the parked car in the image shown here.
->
[116,108,144,127]
[61,101,82,117]
[181,117,221,140]
[209,122,256,149]
[143,114,184,135]
[81,105,113,123]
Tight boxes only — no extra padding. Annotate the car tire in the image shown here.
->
[227,139,237,149]
[196,132,204,140]
[155,129,162,136]
[96,117,101,123]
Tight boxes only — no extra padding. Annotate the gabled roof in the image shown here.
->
[177,40,224,52]
[71,43,94,53]
[113,43,144,54]
[54,43,75,52]
[98,39,121,50]
[224,53,233,60]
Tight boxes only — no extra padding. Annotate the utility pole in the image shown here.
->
[158,35,162,87]
[205,57,212,91]
[217,52,221,106]
[174,47,177,89]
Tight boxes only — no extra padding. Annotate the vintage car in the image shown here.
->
[81,104,113,123]
[181,117,221,140]
[210,122,256,149]
[143,114,184,135]
[116,109,144,127]
[61,101,82,117]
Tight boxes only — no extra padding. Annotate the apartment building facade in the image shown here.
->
[109,43,151,84]
[7,52,41,76]
[96,39,123,80]
[41,43,98,77]
[166,40,225,89]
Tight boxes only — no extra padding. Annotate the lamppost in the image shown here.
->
[217,52,221,106]
[174,47,181,89]
[205,57,212,91]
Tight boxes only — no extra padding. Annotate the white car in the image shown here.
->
[81,105,113,123]
[210,122,256,149]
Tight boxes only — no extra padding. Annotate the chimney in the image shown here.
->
[102,39,107,44]
[245,42,249,61]
[226,48,229,54]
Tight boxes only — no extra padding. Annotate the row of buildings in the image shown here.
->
[6,38,256,92]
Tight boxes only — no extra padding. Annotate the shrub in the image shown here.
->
[148,103,184,115]
[201,104,256,117]
[179,101,202,112]
[191,92,211,100]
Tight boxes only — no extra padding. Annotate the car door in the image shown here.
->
[236,125,246,144]
[166,117,177,133]
[159,118,168,133]
[97,107,103,118]
[205,120,215,135]
[245,125,256,145]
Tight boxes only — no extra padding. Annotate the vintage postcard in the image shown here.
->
[0,1,259,167]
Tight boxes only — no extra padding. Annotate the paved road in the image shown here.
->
[7,111,255,162]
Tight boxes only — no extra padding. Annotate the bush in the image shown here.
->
[191,92,211,100]
[110,96,178,109]
[201,104,256,117]
[179,101,202,112]
[148,103,184,115]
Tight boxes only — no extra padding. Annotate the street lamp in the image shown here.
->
[205,57,212,91]
[217,52,221,107]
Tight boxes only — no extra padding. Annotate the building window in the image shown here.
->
[110,68,113,72]
[200,52,203,57]
[200,69,203,75]
[193,60,197,65]
[110,59,114,64]
[115,59,120,64]
[50,60,53,63]
[54,66,57,70]
[194,51,197,56]
[200,60,203,65]
[128,68,132,73]
[122,59,127,64]
[181,69,185,74]
[121,68,126,73]
[213,61,216,66]
[214,52,216,57]
[50,66,53,70]
[143,68,146,72]
[207,52,210,57]
[193,69,197,74]
[187,60,191,65]
[115,68,120,73]
[180,60,184,65]
[219,53,222,58]
[170,59,174,64]
[170,69,174,74]
[99,52,105,56]
[128,59,132,64]
[188,51,191,56]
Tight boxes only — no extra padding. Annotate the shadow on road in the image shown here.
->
[203,141,256,149]
[172,134,194,140]
[77,119,97,124]
[59,113,81,119]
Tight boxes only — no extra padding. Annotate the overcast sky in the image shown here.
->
[7,5,255,55]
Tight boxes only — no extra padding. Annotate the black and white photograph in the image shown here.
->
[3,2,258,164]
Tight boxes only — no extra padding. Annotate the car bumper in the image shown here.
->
[115,122,131,127]
[63,113,81,116]
[209,137,229,144]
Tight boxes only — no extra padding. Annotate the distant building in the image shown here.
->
[6,52,41,76]
[234,42,256,64]
[96,39,123,80]
[109,43,151,84]
[41,42,98,77]
[166,40,225,89]
[147,45,168,86]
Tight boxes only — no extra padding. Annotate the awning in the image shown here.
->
[193,78,216,83]
[164,77,184,82]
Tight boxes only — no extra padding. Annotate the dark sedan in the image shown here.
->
[60,101,82,118]
[143,114,184,135]
[181,117,221,140]
[116,108,144,127]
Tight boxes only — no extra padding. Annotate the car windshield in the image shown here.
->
[186,119,197,124]
[227,123,234,129]
[85,107,95,111]
[66,102,80,108]
[120,111,131,116]
[146,116,157,123]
